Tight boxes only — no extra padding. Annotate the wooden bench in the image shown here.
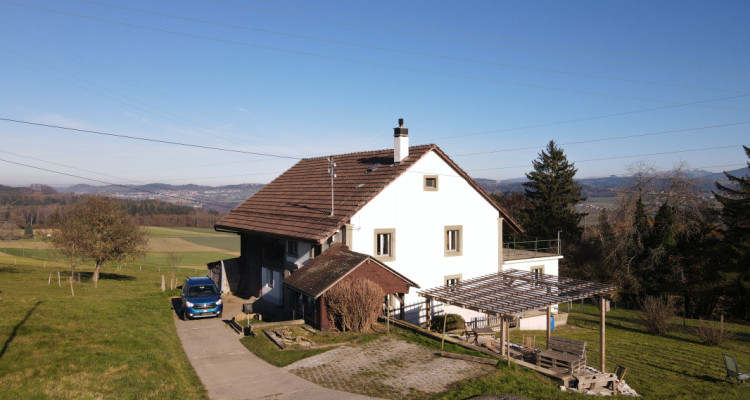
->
[535,336,586,374]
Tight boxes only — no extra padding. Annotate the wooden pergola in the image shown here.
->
[419,269,617,371]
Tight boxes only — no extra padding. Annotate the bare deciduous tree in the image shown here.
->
[51,196,147,289]
[325,277,384,332]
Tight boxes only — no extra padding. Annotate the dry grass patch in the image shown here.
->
[147,237,223,252]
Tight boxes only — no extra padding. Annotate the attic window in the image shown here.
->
[366,163,381,173]
[424,175,438,191]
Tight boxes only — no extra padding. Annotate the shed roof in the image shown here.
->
[419,269,616,318]
[215,144,522,243]
[282,243,419,299]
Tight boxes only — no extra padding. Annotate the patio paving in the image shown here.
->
[284,335,495,399]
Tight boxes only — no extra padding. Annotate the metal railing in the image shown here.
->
[503,238,561,260]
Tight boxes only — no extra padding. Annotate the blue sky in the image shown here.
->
[1,0,748,187]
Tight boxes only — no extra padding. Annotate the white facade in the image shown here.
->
[273,148,562,324]
[343,149,562,324]
[349,151,500,304]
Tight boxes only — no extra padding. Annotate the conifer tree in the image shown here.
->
[714,145,750,318]
[522,140,586,242]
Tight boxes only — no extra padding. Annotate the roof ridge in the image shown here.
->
[301,143,436,161]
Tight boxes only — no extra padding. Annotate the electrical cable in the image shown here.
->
[0,117,301,160]
[467,144,744,172]
[452,121,750,157]
[3,1,748,110]
[72,0,743,94]
[0,157,235,210]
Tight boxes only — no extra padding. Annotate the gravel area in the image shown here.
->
[284,335,495,398]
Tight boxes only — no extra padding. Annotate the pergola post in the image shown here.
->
[425,298,431,331]
[546,306,552,350]
[504,317,510,367]
[600,295,606,372]
[500,316,506,357]
[399,293,405,320]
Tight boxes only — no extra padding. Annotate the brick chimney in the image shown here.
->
[393,118,409,163]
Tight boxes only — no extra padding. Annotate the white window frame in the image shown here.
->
[444,225,463,257]
[424,175,439,191]
[531,266,544,286]
[445,274,462,286]
[286,240,298,257]
[374,228,395,261]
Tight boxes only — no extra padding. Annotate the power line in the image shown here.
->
[0,157,234,210]
[420,93,750,143]
[72,0,743,95]
[467,144,744,172]
[4,1,749,110]
[452,121,750,157]
[204,0,750,80]
[0,117,301,160]
[1,21,281,150]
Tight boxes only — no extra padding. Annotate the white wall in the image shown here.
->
[502,256,561,277]
[260,267,283,305]
[349,150,500,310]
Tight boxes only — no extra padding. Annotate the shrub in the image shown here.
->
[695,319,734,346]
[640,296,676,335]
[325,277,384,332]
[430,314,466,333]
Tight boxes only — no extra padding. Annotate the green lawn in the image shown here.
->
[0,261,207,400]
[142,251,237,267]
[144,226,231,238]
[241,305,750,400]
[182,236,240,252]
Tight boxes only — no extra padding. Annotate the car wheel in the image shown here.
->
[182,307,189,321]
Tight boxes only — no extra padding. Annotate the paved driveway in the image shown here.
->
[172,298,374,400]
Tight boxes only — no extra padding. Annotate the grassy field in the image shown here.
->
[241,304,750,399]
[0,260,207,399]
[1,226,239,270]
[0,227,236,398]
[3,226,750,399]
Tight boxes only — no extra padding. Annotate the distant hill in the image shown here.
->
[60,183,265,211]
[28,166,748,212]
[475,167,746,197]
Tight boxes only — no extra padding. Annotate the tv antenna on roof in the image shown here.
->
[328,156,336,216]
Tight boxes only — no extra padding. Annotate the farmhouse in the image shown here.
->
[212,119,563,329]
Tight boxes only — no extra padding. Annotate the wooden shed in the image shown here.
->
[282,243,419,331]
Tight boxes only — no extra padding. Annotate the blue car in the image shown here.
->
[181,276,223,320]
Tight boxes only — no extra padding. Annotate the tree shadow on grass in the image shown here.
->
[642,359,725,384]
[0,266,21,273]
[77,271,136,282]
[0,301,41,361]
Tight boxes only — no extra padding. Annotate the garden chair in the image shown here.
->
[723,353,750,387]
[612,365,627,394]
[521,334,536,362]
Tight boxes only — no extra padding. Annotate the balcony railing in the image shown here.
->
[503,238,560,261]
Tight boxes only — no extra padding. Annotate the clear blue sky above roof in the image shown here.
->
[0,0,748,187]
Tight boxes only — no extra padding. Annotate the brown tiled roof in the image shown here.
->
[282,244,418,298]
[215,144,523,243]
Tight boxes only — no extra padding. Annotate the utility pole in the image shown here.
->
[328,156,336,216]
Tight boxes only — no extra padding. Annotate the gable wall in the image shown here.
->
[349,150,500,305]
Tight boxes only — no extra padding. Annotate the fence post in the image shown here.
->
[161,275,165,292]
[48,272,52,284]
[57,271,61,287]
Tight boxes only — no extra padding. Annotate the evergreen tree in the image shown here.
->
[713,145,750,318]
[522,140,586,242]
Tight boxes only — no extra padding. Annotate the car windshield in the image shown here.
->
[187,285,218,297]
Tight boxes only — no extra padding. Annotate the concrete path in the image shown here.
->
[173,300,375,400]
